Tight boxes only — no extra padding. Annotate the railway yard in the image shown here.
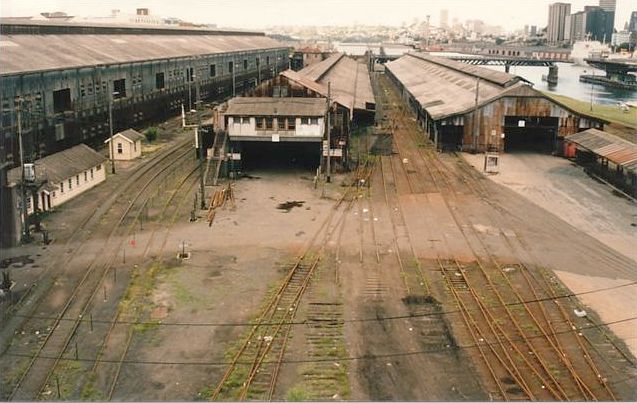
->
[1,73,637,401]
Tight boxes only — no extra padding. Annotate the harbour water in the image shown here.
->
[433,52,637,105]
[498,62,637,106]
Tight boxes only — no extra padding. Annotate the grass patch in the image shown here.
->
[286,385,311,401]
[132,321,160,333]
[50,356,83,399]
[542,91,637,129]
[79,374,105,401]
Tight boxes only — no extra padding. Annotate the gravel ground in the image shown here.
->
[462,151,637,358]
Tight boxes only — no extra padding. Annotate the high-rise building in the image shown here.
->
[598,0,616,12]
[585,6,614,42]
[629,11,637,34]
[567,6,614,43]
[440,9,449,28]
[547,2,571,44]
[598,0,616,34]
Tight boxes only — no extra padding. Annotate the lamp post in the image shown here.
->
[108,85,119,174]
[326,82,332,183]
[16,101,30,243]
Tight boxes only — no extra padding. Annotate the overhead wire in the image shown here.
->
[6,279,636,328]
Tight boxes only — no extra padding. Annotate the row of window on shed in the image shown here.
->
[234,116,320,128]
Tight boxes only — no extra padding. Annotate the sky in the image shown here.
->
[1,0,634,32]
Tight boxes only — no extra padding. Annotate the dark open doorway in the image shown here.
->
[503,116,558,153]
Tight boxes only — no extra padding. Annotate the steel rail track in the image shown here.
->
[105,164,201,400]
[209,163,373,401]
[8,142,195,401]
[1,139,194,326]
[376,73,616,401]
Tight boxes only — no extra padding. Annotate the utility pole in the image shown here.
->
[472,77,481,152]
[108,83,117,174]
[188,65,193,112]
[232,61,236,97]
[197,126,205,209]
[590,70,595,111]
[326,82,331,183]
[17,103,30,243]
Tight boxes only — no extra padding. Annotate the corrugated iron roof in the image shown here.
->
[292,53,375,114]
[8,143,107,184]
[385,52,529,120]
[407,53,521,86]
[0,32,287,75]
[567,128,637,173]
[225,97,327,117]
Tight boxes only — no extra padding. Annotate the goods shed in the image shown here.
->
[385,53,606,153]
[0,19,289,168]
[566,128,637,196]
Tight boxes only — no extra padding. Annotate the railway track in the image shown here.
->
[85,163,201,401]
[209,162,373,401]
[374,72,619,400]
[6,138,197,401]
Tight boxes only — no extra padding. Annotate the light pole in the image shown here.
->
[326,82,332,183]
[108,85,119,174]
[16,101,30,243]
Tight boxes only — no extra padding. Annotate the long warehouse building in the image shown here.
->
[0,19,289,166]
[385,52,606,153]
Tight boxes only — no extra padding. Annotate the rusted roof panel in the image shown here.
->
[0,33,287,75]
[225,97,327,117]
[385,53,525,120]
[567,128,637,173]
[290,53,375,114]
[300,53,344,81]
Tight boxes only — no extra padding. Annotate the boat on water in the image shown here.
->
[571,40,610,66]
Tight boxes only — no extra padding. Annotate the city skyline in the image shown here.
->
[1,0,634,32]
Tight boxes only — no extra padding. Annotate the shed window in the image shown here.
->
[210,64,216,77]
[310,117,319,125]
[255,117,265,129]
[117,142,123,154]
[242,117,250,124]
[155,72,165,90]
[53,88,72,113]
[113,79,126,98]
[301,117,309,125]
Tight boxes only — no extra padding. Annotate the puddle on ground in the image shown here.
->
[277,200,305,212]
[1,255,34,269]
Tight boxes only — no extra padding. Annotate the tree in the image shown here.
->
[145,127,158,142]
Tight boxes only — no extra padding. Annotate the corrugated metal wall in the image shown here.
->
[0,48,289,166]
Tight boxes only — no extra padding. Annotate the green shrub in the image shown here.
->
[145,127,158,142]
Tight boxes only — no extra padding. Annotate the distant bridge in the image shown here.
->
[584,58,637,74]
[443,55,556,72]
